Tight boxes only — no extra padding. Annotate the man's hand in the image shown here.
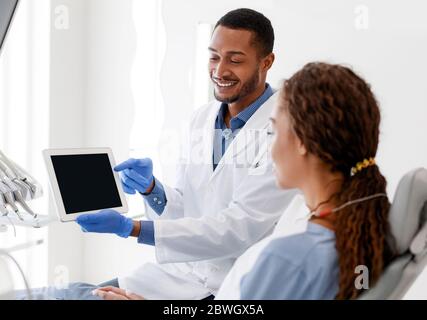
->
[76,210,135,238]
[92,286,144,300]
[114,158,155,195]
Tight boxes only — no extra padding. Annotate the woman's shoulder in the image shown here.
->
[239,222,339,299]
[262,222,337,269]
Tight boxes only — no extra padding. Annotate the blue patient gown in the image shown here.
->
[240,222,339,300]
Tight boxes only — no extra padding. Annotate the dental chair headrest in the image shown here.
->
[388,168,427,255]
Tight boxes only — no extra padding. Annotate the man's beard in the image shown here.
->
[214,69,260,104]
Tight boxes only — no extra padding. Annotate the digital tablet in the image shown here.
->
[43,148,128,222]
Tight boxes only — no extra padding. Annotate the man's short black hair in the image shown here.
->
[215,8,274,57]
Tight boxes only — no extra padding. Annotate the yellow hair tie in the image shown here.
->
[351,157,376,176]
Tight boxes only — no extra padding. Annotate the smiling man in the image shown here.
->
[209,19,274,113]
[208,10,276,169]
[17,8,295,301]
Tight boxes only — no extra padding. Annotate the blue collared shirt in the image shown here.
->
[213,84,274,170]
[138,84,274,246]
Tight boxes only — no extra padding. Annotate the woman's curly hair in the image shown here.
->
[281,62,396,299]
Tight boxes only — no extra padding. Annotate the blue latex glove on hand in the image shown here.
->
[114,158,154,195]
[76,209,134,238]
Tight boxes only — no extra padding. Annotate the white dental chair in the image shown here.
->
[359,168,427,299]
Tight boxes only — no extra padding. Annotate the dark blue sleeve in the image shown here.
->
[140,177,167,215]
[137,221,155,246]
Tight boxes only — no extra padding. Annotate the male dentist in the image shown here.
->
[77,8,295,300]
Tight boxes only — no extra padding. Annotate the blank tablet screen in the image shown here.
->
[50,153,122,214]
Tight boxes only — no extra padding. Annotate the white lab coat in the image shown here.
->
[119,92,296,299]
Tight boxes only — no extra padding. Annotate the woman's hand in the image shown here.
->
[92,286,145,300]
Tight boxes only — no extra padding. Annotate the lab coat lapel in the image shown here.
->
[201,101,221,173]
[208,92,278,183]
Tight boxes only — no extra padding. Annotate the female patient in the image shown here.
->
[94,62,396,300]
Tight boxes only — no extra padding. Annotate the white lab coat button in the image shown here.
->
[153,197,158,201]
[158,201,162,205]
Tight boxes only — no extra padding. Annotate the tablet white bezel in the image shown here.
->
[43,147,128,222]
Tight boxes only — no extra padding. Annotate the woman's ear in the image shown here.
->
[297,138,307,156]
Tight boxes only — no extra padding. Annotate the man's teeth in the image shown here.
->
[214,79,237,87]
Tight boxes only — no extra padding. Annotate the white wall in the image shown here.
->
[81,0,156,284]
[266,0,427,196]
[48,0,155,284]
[46,0,427,288]
[48,0,88,284]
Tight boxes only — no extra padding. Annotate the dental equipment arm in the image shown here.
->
[0,150,43,221]
[0,150,41,198]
